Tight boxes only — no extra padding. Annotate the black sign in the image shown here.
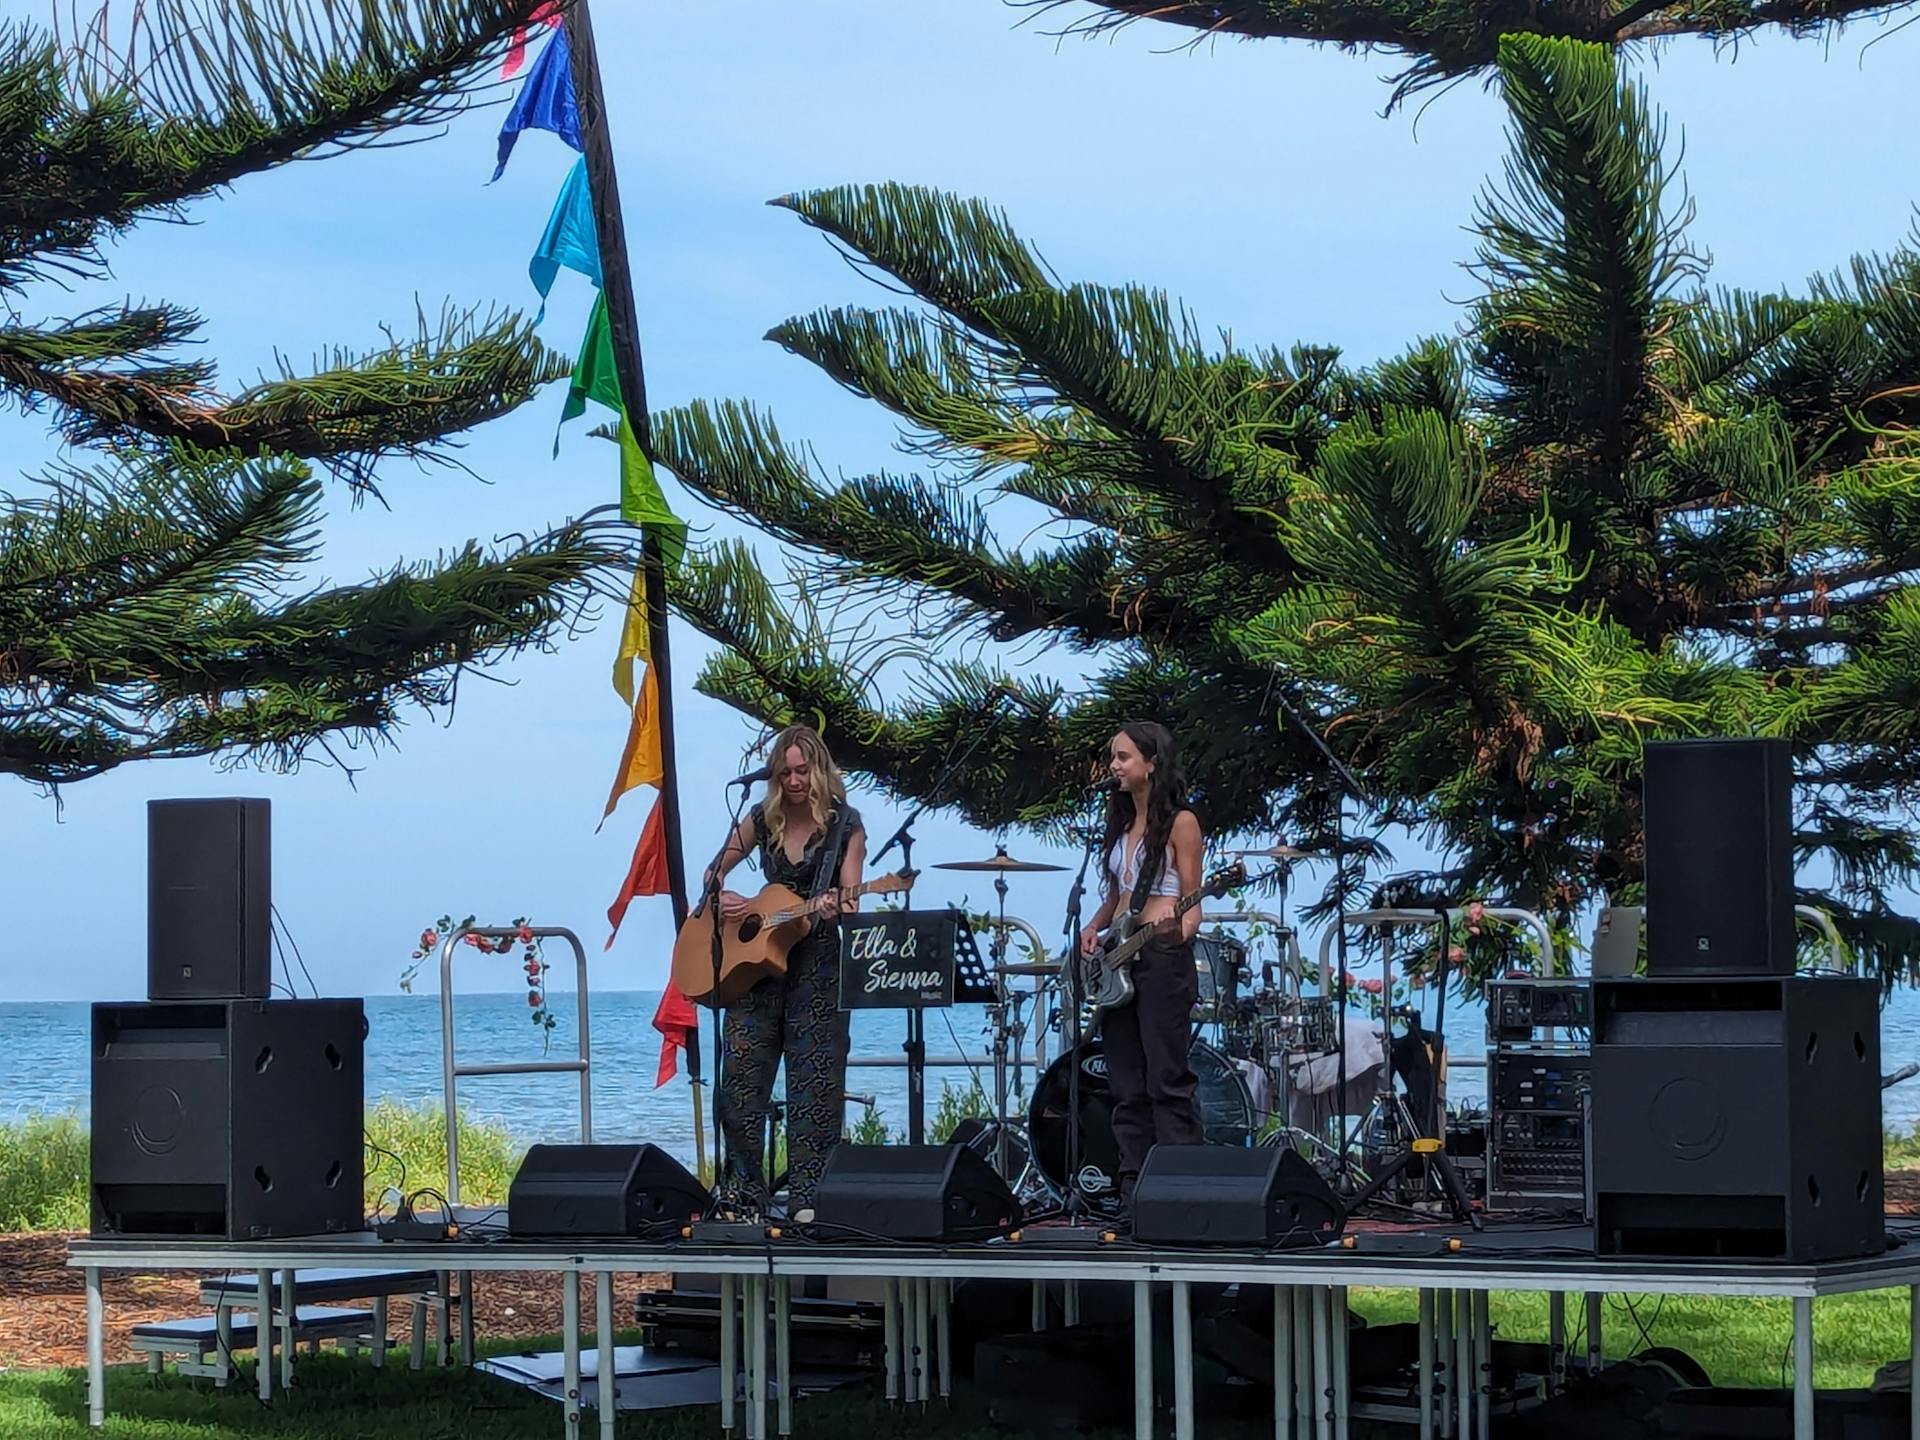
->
[837,910,957,1009]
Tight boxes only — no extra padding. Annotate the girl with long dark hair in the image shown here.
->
[1077,721,1206,1207]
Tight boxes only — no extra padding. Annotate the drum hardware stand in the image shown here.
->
[870,716,1002,1146]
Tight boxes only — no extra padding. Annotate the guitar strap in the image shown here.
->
[810,802,853,902]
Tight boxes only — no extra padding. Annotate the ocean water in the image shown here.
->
[10,984,1920,1176]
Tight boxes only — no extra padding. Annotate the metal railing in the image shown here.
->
[1313,906,1559,982]
[438,924,593,1206]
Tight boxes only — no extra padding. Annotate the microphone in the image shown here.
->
[729,763,772,788]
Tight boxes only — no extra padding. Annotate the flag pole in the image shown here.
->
[563,0,705,1169]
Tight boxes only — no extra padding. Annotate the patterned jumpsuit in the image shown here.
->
[715,803,862,1210]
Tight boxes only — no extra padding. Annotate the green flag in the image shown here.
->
[619,411,685,569]
[556,293,622,450]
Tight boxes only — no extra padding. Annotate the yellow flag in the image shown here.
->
[613,562,649,706]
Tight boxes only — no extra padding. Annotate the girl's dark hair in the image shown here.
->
[1100,721,1190,903]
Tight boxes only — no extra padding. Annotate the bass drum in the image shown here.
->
[1026,1040,1253,1210]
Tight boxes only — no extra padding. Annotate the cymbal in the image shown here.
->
[1229,843,1314,861]
[995,960,1062,976]
[934,855,1068,873]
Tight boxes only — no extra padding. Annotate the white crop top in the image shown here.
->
[1107,834,1180,899]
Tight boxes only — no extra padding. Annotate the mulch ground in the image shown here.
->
[0,1232,669,1371]
[10,1175,1920,1370]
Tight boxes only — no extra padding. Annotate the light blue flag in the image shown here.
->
[530,156,603,322]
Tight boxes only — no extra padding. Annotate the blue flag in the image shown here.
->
[493,27,581,182]
[529,156,603,321]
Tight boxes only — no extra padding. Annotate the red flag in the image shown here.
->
[651,980,699,1087]
[606,795,670,949]
[501,2,564,78]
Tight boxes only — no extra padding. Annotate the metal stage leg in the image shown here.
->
[751,1275,769,1440]
[1134,1281,1154,1440]
[915,1278,931,1407]
[900,1278,915,1403]
[1032,1279,1045,1332]
[1434,1289,1451,1439]
[1293,1285,1313,1438]
[410,1293,426,1370]
[596,1272,617,1440]
[280,1271,297,1390]
[86,1267,105,1428]
[435,1269,451,1367]
[460,1271,475,1366]
[217,1300,234,1385]
[1548,1292,1565,1392]
[1793,1295,1814,1440]
[1584,1292,1602,1374]
[1473,1290,1490,1440]
[1454,1291,1470,1440]
[1173,1280,1196,1440]
[720,1274,737,1435]
[256,1270,273,1403]
[776,1276,793,1437]
[936,1278,952,1403]
[1418,1290,1435,1440]
[563,1272,582,1440]
[1333,1287,1350,1440]
[1275,1285,1295,1440]
[1065,1279,1081,1327]
[1312,1288,1333,1440]
[883,1280,899,1402]
[370,1296,386,1371]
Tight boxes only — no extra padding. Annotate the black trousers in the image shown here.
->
[1101,937,1203,1195]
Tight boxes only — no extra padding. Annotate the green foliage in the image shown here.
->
[362,1100,524,1209]
[0,1113,88,1231]
[659,36,1920,983]
[0,2,638,789]
[1042,1,1916,108]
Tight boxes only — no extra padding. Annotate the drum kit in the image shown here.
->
[928,839,1342,1213]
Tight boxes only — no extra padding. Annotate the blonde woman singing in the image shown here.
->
[707,725,865,1213]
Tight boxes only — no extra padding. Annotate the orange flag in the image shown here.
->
[601,567,663,826]
[606,794,670,950]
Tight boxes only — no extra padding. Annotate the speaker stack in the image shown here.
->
[1590,740,1884,1261]
[90,799,366,1239]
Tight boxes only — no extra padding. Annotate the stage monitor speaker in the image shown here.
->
[90,998,363,1238]
[1131,1144,1345,1248]
[507,1143,711,1238]
[1643,739,1794,977]
[1591,976,1883,1261]
[812,1144,1021,1242]
[148,798,271,1001]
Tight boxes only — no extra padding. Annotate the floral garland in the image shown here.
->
[400,915,556,1049]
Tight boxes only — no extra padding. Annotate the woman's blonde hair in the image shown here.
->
[760,724,846,854]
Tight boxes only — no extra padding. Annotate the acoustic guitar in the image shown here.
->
[671,870,917,1008]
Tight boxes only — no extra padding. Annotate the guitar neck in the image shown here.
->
[769,876,893,925]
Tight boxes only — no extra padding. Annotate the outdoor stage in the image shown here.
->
[66,1218,1920,1440]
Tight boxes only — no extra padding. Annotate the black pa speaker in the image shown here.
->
[1591,976,1883,1261]
[507,1143,711,1238]
[812,1144,1021,1242]
[1132,1144,1345,1248]
[91,999,364,1238]
[148,798,272,1001]
[1643,739,1795,977]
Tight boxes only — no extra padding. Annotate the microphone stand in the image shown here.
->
[1272,683,1371,1190]
[702,778,757,1212]
[868,709,1004,1146]
[1056,787,1106,1226]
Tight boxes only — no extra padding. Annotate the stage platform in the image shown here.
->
[68,1218,1920,1440]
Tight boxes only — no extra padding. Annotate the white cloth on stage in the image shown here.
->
[1286,1017,1386,1096]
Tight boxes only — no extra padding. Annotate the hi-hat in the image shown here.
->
[934,854,1067,873]
[1229,843,1315,861]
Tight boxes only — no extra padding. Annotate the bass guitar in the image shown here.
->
[671,870,917,1008]
[1079,861,1246,1011]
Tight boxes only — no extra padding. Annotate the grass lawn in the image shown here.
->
[2,1289,1911,1440]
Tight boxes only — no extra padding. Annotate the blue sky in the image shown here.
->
[4,2,1917,1003]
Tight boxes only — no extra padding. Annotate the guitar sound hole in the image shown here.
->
[737,915,764,943]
